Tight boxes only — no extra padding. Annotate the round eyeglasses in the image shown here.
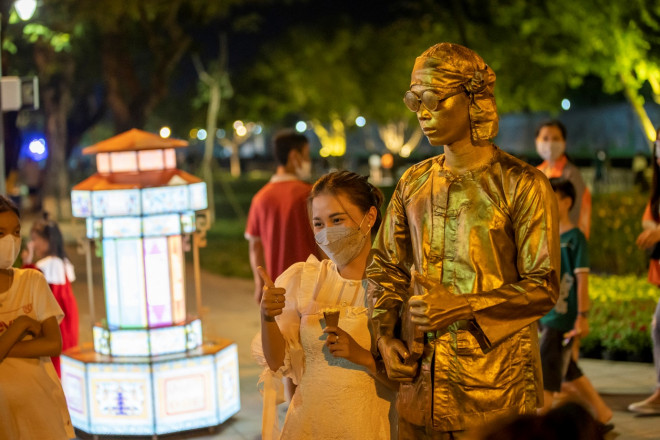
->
[403,89,465,112]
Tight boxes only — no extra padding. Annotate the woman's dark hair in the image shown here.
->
[651,127,660,222]
[31,212,67,260]
[309,170,384,233]
[0,195,20,219]
[535,119,567,141]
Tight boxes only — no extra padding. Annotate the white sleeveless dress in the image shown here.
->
[254,255,396,440]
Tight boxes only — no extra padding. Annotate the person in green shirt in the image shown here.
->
[538,178,613,434]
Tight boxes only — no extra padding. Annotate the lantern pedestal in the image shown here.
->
[61,130,239,437]
[61,340,240,437]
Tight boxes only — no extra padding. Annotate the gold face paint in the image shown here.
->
[406,43,499,145]
[408,86,471,147]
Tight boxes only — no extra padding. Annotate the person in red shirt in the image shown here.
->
[246,130,319,304]
[21,213,79,378]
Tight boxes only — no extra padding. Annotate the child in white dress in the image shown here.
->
[0,196,74,439]
[255,171,396,439]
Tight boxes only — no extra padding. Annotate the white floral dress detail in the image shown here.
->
[253,255,396,440]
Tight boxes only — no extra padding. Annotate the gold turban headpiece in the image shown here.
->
[411,42,498,144]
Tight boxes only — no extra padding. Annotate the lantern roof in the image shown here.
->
[72,169,202,191]
[82,128,188,155]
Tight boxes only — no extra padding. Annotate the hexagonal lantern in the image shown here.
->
[60,129,240,437]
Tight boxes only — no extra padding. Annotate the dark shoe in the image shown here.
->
[595,421,614,435]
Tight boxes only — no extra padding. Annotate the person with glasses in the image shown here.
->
[367,42,560,438]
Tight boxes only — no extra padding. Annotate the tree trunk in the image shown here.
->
[34,43,74,220]
[230,142,241,177]
[620,72,656,146]
[202,82,220,223]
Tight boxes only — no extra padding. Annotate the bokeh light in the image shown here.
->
[295,121,307,132]
[561,99,571,111]
[159,126,171,138]
[197,129,207,141]
[381,153,394,169]
[355,116,366,127]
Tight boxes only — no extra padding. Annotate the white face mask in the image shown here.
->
[295,159,312,181]
[315,214,369,268]
[536,140,565,162]
[0,235,21,269]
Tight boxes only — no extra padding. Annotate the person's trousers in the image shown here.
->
[653,298,660,388]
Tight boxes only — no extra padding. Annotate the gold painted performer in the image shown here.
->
[367,43,560,438]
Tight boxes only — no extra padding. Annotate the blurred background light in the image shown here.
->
[159,126,171,138]
[561,98,571,111]
[295,121,307,132]
[196,129,207,140]
[355,116,366,127]
[235,125,247,136]
[14,0,37,20]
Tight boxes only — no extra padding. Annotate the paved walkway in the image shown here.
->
[48,218,660,440]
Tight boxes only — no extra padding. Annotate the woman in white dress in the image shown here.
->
[256,170,396,439]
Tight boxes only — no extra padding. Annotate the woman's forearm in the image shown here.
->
[261,315,286,372]
[0,321,29,362]
[7,316,61,359]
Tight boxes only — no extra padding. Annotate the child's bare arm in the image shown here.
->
[6,316,62,359]
[0,316,41,362]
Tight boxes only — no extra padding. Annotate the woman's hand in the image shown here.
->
[257,266,286,322]
[260,285,286,321]
[636,228,660,250]
[13,315,41,338]
[323,326,375,370]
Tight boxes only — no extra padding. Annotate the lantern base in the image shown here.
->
[92,317,203,357]
[60,340,240,436]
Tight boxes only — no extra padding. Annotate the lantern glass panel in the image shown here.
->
[138,149,165,171]
[142,186,188,215]
[169,236,186,323]
[110,151,138,173]
[103,239,121,328]
[143,214,181,237]
[93,190,141,217]
[110,329,149,357]
[164,149,177,169]
[87,363,154,435]
[153,357,218,434]
[143,236,173,328]
[72,190,92,218]
[188,182,208,211]
[103,217,142,238]
[150,326,186,356]
[97,153,111,174]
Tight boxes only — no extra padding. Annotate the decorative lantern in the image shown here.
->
[60,129,240,436]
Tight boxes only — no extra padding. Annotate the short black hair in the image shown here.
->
[549,178,575,210]
[0,195,19,219]
[272,129,309,166]
[536,120,567,141]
